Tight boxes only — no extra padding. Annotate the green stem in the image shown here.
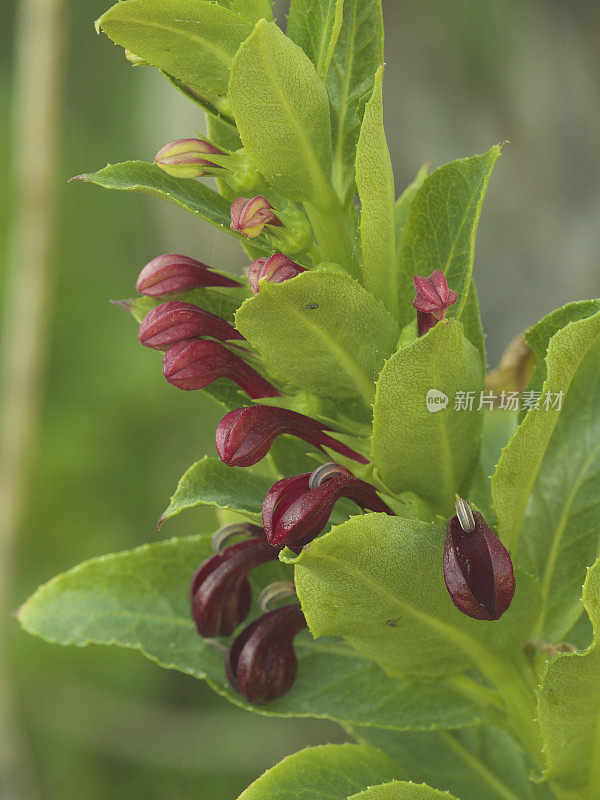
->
[482,654,542,767]
[304,192,357,277]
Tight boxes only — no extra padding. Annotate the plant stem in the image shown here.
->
[483,654,543,767]
[0,0,65,796]
[304,191,357,277]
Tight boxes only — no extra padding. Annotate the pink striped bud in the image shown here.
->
[155,137,224,178]
[230,196,280,239]
[136,254,241,297]
[163,340,280,398]
[413,270,458,336]
[248,254,306,294]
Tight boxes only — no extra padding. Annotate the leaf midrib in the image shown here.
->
[252,22,331,201]
[440,730,524,800]
[535,436,600,637]
[431,328,457,509]
[331,0,358,188]
[102,15,236,72]
[307,548,499,678]
[264,291,375,405]
[313,0,337,74]
[500,319,600,552]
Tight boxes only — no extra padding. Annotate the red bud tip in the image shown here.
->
[136,254,241,296]
[155,137,224,178]
[138,301,244,350]
[248,254,306,293]
[413,270,458,335]
[230,196,280,238]
[215,405,369,468]
[162,340,280,398]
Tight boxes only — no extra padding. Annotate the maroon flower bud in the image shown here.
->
[191,537,278,637]
[163,340,280,398]
[225,604,307,704]
[263,465,394,549]
[155,137,224,178]
[230,196,281,238]
[248,254,306,293]
[443,499,515,621]
[413,269,458,336]
[138,301,244,351]
[215,405,369,468]
[136,254,241,297]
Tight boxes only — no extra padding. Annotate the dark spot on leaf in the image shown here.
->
[386,618,400,627]
[303,303,319,310]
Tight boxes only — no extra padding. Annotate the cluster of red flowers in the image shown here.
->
[132,205,515,704]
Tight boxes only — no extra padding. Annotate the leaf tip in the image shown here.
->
[68,174,88,183]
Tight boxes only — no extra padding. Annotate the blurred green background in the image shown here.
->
[0,1,598,798]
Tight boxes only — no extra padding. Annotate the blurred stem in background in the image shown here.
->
[0,0,66,797]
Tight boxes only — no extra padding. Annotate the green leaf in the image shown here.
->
[460,281,487,370]
[394,162,430,249]
[354,724,541,800]
[17,533,491,730]
[236,744,399,800]
[522,299,600,410]
[537,556,600,799]
[158,456,273,527]
[372,320,483,514]
[229,19,332,205]
[492,307,600,639]
[292,514,541,681]
[396,145,502,326]
[235,269,399,408]
[327,0,384,206]
[120,285,249,327]
[228,0,273,22]
[356,65,398,317]
[72,161,273,253]
[349,782,461,800]
[286,0,344,80]
[97,0,253,106]
[469,409,518,520]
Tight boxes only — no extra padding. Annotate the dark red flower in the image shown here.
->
[413,270,458,336]
[225,604,307,704]
[136,254,240,296]
[163,340,280,398]
[263,464,394,549]
[443,506,515,620]
[190,537,278,637]
[138,301,244,350]
[248,254,306,293]
[215,405,369,467]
